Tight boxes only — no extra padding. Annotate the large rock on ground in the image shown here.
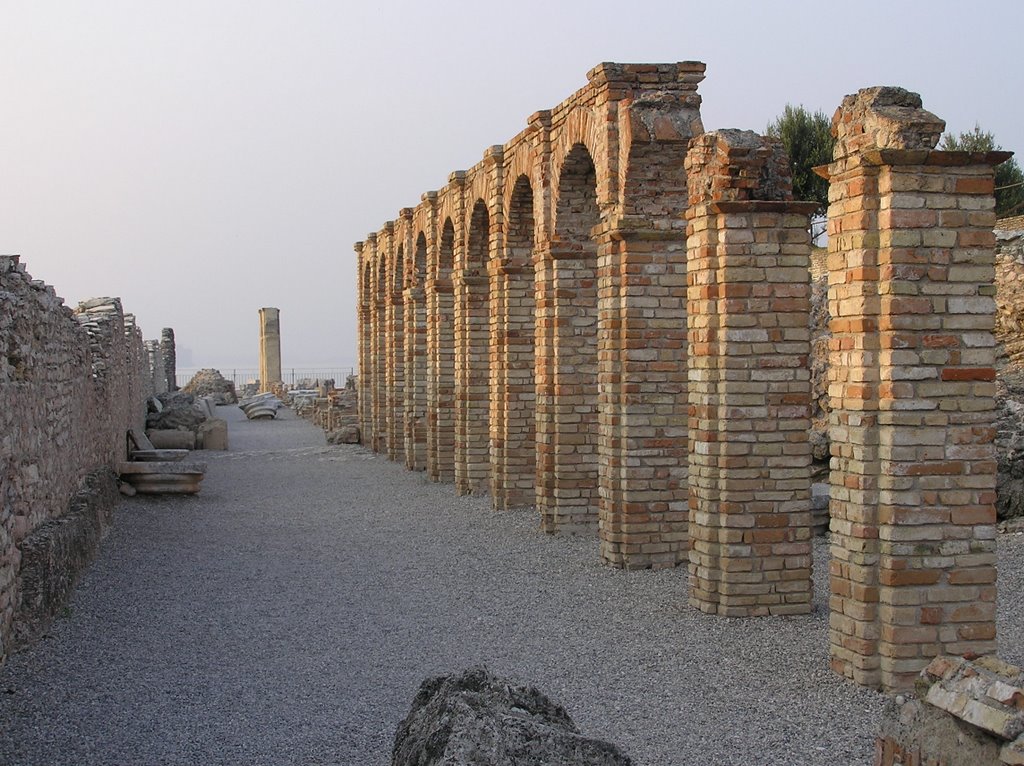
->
[391,666,632,766]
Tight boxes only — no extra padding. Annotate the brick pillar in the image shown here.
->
[489,257,512,505]
[684,130,816,615]
[258,307,282,393]
[426,261,456,481]
[489,257,536,509]
[825,87,1004,691]
[597,218,690,569]
[355,240,373,445]
[404,283,427,470]
[384,224,405,462]
[371,234,388,453]
[455,192,493,495]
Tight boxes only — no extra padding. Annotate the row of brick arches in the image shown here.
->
[355,64,1005,692]
[357,63,702,570]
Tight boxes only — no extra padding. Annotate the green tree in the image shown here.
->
[766,105,835,215]
[940,125,1024,218]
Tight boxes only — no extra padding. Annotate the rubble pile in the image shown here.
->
[291,376,359,444]
[181,368,237,404]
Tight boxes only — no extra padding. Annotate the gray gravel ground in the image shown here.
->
[1,406,1023,765]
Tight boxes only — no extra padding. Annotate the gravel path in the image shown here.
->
[1,406,1023,765]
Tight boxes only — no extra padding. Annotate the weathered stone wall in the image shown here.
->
[0,256,153,662]
[996,229,1024,371]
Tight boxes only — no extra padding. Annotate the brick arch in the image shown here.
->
[357,251,374,448]
[455,199,492,495]
[537,141,601,532]
[412,231,428,287]
[491,174,537,508]
[392,244,405,294]
[550,109,612,211]
[437,217,455,282]
[428,216,457,483]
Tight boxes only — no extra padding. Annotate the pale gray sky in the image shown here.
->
[2,0,1020,370]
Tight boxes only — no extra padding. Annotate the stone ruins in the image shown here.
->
[355,63,1007,692]
[0,255,173,662]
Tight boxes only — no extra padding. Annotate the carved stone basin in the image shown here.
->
[118,461,207,495]
[129,449,189,462]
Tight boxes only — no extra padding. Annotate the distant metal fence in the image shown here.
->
[175,367,355,389]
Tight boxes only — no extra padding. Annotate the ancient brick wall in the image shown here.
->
[356,62,704,569]
[353,68,1003,692]
[0,256,153,662]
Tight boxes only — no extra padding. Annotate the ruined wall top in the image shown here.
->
[684,129,793,208]
[831,86,945,159]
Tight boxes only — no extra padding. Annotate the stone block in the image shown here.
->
[146,429,196,450]
[197,418,229,450]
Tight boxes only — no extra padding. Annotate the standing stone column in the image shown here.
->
[258,307,282,393]
[161,328,176,391]
[824,87,1004,691]
[684,130,815,616]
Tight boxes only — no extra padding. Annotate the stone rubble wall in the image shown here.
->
[0,256,156,663]
[996,230,1024,370]
[875,655,1024,765]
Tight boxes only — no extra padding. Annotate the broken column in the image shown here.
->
[824,87,1005,691]
[145,339,167,395]
[684,130,816,616]
[161,327,176,391]
[258,307,282,394]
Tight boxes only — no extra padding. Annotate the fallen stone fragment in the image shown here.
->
[326,425,360,444]
[197,418,229,450]
[391,666,633,766]
[146,429,196,450]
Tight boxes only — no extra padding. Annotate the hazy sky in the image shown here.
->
[2,1,1020,371]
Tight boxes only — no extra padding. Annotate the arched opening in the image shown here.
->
[492,175,536,508]
[539,142,600,531]
[404,233,428,470]
[428,218,457,483]
[387,244,405,461]
[456,200,491,495]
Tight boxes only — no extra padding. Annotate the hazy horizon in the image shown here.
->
[3,1,1021,371]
